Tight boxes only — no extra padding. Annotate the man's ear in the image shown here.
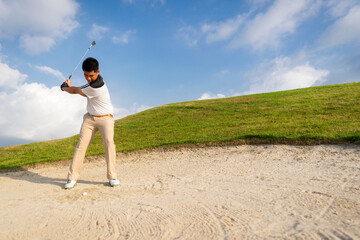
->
[97,70,100,74]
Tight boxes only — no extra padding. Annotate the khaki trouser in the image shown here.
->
[67,113,117,181]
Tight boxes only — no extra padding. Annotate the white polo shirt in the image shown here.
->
[81,76,114,116]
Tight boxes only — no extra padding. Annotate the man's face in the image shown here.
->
[83,70,99,83]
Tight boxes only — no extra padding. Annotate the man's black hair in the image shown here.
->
[82,57,99,72]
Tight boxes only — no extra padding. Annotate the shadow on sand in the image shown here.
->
[0,167,107,188]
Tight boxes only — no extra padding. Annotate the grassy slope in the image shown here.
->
[1,82,359,169]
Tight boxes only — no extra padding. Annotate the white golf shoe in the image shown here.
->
[109,179,120,187]
[64,180,76,189]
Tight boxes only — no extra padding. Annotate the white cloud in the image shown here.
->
[320,5,360,48]
[0,61,27,88]
[0,83,85,141]
[133,104,152,113]
[88,24,109,40]
[150,0,166,5]
[0,60,85,141]
[198,92,225,100]
[123,0,134,4]
[122,0,166,5]
[112,30,137,44]
[179,0,321,50]
[177,26,200,47]
[247,0,272,7]
[202,15,244,43]
[230,0,321,50]
[243,57,329,95]
[326,0,358,17]
[220,69,230,75]
[35,65,65,81]
[114,103,152,120]
[20,35,56,55]
[0,0,79,54]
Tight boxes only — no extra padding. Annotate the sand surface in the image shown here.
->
[0,145,359,240]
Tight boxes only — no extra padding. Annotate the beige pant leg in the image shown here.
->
[96,116,117,180]
[67,114,96,181]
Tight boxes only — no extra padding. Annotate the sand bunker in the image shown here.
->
[0,145,359,239]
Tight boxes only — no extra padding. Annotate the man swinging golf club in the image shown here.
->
[61,57,120,189]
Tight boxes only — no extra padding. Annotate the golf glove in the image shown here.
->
[60,81,69,91]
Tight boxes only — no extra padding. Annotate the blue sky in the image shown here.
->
[0,0,359,147]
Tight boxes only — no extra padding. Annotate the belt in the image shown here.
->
[92,114,113,118]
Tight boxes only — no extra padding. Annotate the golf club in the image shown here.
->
[68,41,96,80]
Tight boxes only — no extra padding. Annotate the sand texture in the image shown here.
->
[0,145,359,239]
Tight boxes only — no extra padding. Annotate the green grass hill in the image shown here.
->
[1,82,359,170]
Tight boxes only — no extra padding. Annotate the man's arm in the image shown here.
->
[61,79,86,97]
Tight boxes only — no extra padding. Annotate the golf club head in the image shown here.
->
[68,41,97,80]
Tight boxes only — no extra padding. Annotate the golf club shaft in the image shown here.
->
[68,41,96,79]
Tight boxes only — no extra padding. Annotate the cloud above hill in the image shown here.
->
[0,60,85,143]
[243,57,329,95]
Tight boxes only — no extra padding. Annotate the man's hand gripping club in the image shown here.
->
[60,79,70,90]
[61,79,86,97]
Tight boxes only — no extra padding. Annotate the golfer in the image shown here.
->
[61,57,119,189]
